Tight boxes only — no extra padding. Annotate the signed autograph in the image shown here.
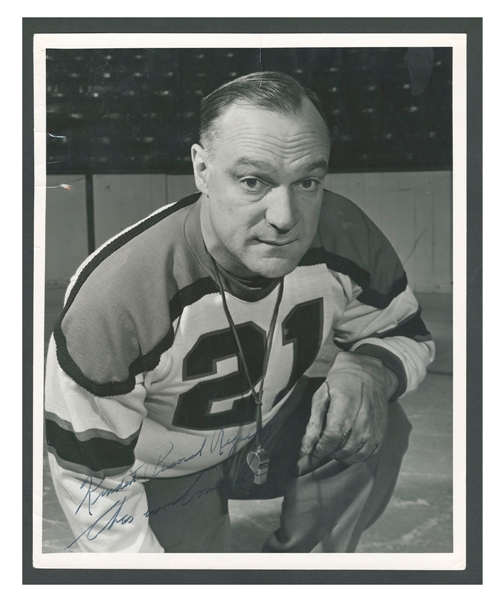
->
[66,423,275,550]
[144,468,254,518]
[150,438,206,479]
[66,497,134,549]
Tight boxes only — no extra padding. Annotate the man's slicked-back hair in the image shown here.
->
[199,71,330,152]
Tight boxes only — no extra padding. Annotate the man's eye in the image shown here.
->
[298,179,319,191]
[241,178,265,191]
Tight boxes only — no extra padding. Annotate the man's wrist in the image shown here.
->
[350,344,407,401]
[328,350,402,402]
[383,367,399,399]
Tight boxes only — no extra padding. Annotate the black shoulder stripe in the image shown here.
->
[45,417,139,475]
[299,247,407,309]
[131,275,219,376]
[169,276,219,322]
[299,248,371,287]
[54,275,219,397]
[357,275,408,309]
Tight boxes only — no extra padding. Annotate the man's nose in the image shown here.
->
[265,187,297,234]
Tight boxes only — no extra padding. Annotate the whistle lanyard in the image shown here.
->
[210,256,284,450]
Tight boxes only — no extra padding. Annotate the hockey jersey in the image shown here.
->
[45,190,434,552]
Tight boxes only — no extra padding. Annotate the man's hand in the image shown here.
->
[298,352,398,474]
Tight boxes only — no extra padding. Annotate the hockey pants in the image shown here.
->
[144,376,412,552]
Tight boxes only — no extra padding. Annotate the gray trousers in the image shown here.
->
[144,377,412,552]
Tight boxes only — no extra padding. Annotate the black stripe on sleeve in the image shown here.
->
[45,417,139,476]
[334,308,432,352]
[351,344,408,401]
[378,308,432,341]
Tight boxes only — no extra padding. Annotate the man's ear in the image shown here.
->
[191,144,210,195]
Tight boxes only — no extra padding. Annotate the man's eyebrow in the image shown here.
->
[301,159,329,173]
[229,158,329,174]
[230,158,273,172]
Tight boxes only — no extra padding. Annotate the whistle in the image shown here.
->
[247,447,270,485]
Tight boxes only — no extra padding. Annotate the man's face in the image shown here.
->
[193,100,330,279]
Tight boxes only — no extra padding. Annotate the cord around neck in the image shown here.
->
[210,254,284,447]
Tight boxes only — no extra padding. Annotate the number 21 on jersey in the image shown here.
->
[173,298,324,430]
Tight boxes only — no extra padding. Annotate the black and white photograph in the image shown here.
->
[31,30,468,573]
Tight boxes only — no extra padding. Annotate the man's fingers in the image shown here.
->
[301,376,388,467]
[338,440,383,466]
[302,383,363,462]
[299,381,330,456]
[311,385,363,457]
[312,428,351,461]
[330,391,373,462]
[332,387,388,464]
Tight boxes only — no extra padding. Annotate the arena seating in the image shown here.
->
[46,47,452,174]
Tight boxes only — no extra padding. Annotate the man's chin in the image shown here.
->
[246,256,300,279]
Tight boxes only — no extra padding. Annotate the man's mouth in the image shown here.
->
[256,238,296,247]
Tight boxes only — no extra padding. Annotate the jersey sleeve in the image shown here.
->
[332,274,435,400]
[45,335,164,552]
[318,191,435,400]
[45,240,173,552]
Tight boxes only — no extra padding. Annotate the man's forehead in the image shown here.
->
[211,101,331,160]
[215,98,329,137]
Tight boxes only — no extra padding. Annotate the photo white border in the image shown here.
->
[32,31,467,571]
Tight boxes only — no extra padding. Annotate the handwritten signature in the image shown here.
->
[210,427,262,457]
[150,437,207,479]
[67,422,276,549]
[66,497,134,550]
[144,468,254,518]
